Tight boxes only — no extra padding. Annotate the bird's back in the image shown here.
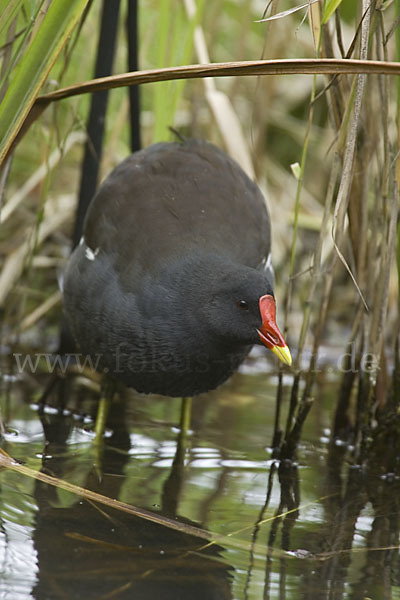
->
[83,140,270,281]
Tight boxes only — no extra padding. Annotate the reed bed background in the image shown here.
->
[0,0,399,464]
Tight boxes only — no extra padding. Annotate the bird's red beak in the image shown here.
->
[257,294,292,366]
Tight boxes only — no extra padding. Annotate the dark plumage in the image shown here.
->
[63,140,291,397]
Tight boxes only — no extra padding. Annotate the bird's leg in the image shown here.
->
[161,397,192,516]
[176,396,192,466]
[179,396,192,439]
[94,376,116,443]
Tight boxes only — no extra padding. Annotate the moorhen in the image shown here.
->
[63,140,291,398]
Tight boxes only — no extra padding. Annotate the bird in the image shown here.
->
[63,139,291,399]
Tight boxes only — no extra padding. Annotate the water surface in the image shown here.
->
[0,348,399,599]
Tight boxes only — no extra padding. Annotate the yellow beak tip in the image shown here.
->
[271,344,292,367]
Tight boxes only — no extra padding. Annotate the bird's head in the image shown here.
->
[191,260,292,366]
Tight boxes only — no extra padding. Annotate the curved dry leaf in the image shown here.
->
[255,0,319,23]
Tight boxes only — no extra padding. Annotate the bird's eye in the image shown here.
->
[237,300,248,310]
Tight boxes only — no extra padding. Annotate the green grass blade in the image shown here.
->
[168,0,205,129]
[322,0,344,24]
[153,0,173,142]
[152,0,204,143]
[0,1,48,95]
[0,0,90,167]
[0,0,24,37]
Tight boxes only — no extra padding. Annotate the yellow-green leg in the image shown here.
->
[179,396,192,441]
[161,397,192,515]
[94,377,115,444]
[176,396,192,465]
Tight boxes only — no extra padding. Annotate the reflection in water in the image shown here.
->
[32,399,233,599]
[0,366,400,599]
[300,433,400,600]
[244,459,300,600]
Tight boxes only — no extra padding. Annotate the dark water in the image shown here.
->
[0,348,399,599]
